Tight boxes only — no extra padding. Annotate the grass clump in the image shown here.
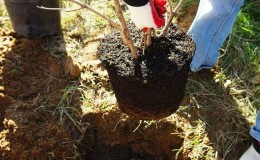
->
[178,0,259,159]
[220,0,260,114]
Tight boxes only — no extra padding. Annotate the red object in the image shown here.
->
[143,0,166,31]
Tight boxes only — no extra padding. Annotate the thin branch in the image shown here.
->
[146,28,152,47]
[146,0,154,46]
[152,29,156,38]
[140,32,147,48]
[167,0,173,14]
[38,0,138,59]
[172,0,185,18]
[68,0,119,27]
[113,0,138,59]
[38,0,119,28]
[159,0,185,38]
[37,6,83,12]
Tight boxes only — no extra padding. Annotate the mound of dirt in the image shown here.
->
[81,108,184,160]
[0,29,75,159]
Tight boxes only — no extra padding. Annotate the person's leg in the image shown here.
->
[240,110,260,159]
[250,110,260,141]
[187,0,244,72]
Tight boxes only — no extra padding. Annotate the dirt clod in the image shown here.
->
[64,56,82,78]
[0,28,75,159]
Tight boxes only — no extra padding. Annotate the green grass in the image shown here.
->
[221,0,260,72]
[182,0,260,159]
[0,1,11,28]
[220,0,260,110]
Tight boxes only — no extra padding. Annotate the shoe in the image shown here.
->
[240,144,260,160]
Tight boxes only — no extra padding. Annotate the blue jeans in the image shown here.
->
[187,0,244,72]
[189,0,260,142]
[250,111,260,141]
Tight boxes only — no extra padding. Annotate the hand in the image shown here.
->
[125,0,167,30]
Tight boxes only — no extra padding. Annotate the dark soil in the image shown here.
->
[98,25,195,119]
[99,24,195,79]
[82,110,184,160]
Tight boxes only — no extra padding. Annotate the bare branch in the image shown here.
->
[159,0,185,38]
[172,0,185,17]
[146,28,152,47]
[167,0,173,14]
[39,0,138,58]
[113,0,138,59]
[37,6,83,12]
[140,32,147,48]
[70,0,121,28]
[152,29,156,38]
[38,0,119,28]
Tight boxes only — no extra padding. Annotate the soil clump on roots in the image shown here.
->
[98,24,195,119]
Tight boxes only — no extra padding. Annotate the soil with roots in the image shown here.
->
[98,24,194,120]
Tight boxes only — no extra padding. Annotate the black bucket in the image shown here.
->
[3,0,62,38]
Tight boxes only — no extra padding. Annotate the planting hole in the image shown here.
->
[82,109,184,159]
